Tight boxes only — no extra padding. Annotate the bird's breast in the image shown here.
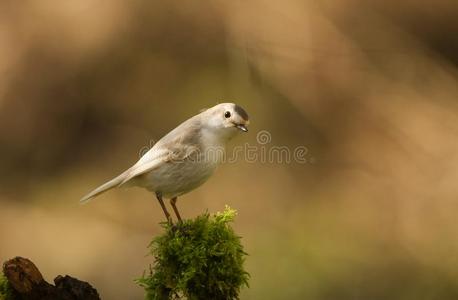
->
[139,147,223,198]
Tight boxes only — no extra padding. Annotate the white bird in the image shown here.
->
[81,103,249,222]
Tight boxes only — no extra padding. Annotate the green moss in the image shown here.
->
[0,272,12,300]
[137,206,249,300]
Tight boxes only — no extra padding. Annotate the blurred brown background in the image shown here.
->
[1,1,458,299]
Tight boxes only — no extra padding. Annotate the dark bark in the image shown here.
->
[2,257,100,300]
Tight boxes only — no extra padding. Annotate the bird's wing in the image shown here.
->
[119,150,169,185]
[120,118,202,185]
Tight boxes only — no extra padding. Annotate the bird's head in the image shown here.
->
[201,103,250,142]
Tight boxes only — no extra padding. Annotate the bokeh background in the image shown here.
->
[1,1,458,299]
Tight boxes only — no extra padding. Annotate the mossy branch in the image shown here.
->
[136,206,250,300]
[0,273,12,300]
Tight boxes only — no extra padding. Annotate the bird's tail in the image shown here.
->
[80,171,128,204]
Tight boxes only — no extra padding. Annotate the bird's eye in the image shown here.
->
[224,111,231,118]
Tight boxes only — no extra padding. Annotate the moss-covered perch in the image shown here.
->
[137,206,250,300]
[0,272,12,300]
[0,257,99,300]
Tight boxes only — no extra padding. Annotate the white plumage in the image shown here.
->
[80,103,249,221]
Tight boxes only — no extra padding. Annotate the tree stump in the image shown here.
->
[2,257,100,300]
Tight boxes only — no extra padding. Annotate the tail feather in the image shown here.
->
[80,172,128,204]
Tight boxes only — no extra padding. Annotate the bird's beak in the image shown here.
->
[235,124,248,132]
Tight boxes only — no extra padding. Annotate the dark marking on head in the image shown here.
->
[233,104,249,121]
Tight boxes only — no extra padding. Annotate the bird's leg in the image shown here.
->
[155,192,172,223]
[170,197,182,222]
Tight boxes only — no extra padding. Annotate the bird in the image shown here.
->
[81,103,249,223]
